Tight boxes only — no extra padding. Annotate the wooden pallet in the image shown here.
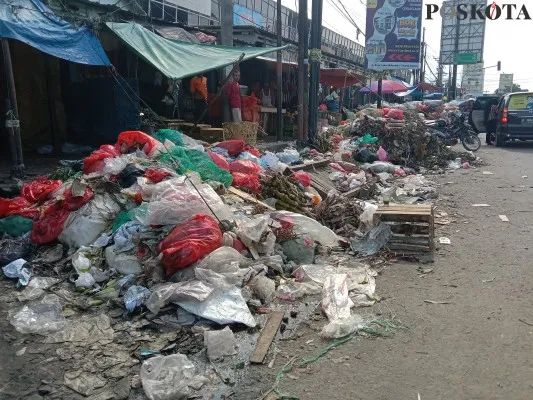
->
[376,204,435,256]
[199,128,224,143]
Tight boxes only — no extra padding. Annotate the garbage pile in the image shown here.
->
[0,129,391,399]
[328,106,478,170]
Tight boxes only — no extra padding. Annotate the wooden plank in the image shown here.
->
[379,214,431,223]
[389,236,431,245]
[250,311,284,364]
[228,187,275,211]
[289,159,330,171]
[386,243,432,252]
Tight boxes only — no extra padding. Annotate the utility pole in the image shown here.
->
[220,0,233,123]
[276,0,283,141]
[451,0,460,99]
[435,57,443,88]
[419,27,426,84]
[2,39,24,179]
[377,76,382,109]
[297,0,308,142]
[308,0,322,144]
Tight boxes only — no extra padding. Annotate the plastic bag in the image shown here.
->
[63,186,94,211]
[0,236,33,265]
[204,327,237,361]
[17,277,59,302]
[276,149,300,164]
[358,202,378,230]
[355,133,378,146]
[259,151,280,169]
[75,272,96,288]
[115,130,164,157]
[83,145,120,175]
[194,247,246,270]
[21,178,62,203]
[158,146,195,173]
[114,221,148,253]
[31,203,70,245]
[236,216,276,256]
[229,160,263,175]
[153,129,184,147]
[215,140,246,157]
[9,294,67,335]
[350,222,392,256]
[185,149,233,187]
[140,354,195,400]
[124,285,151,312]
[363,161,397,174]
[231,172,261,193]
[0,215,34,237]
[0,196,39,219]
[387,108,405,120]
[281,237,316,264]
[144,167,172,183]
[147,179,233,225]
[269,211,339,247]
[292,171,311,187]
[146,281,214,315]
[158,215,223,275]
[2,258,30,286]
[208,151,230,171]
[377,146,388,161]
[105,245,143,275]
[59,194,121,249]
[112,211,131,232]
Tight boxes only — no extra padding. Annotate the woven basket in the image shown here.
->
[222,122,258,146]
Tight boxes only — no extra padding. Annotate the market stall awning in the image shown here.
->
[107,22,288,80]
[0,0,110,65]
[418,82,443,93]
[360,80,408,94]
[320,68,364,87]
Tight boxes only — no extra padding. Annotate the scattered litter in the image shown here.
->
[204,327,237,361]
[140,354,196,400]
[424,300,451,305]
[518,319,533,327]
[438,237,451,245]
[499,215,509,222]
[9,294,67,335]
[482,277,496,283]
[482,171,494,175]
[522,175,528,179]
[2,258,31,287]
[472,204,490,207]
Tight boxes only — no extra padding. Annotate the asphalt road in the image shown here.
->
[237,140,533,400]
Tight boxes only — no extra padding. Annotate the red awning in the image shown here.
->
[320,68,364,87]
[418,82,443,93]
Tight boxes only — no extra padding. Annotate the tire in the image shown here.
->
[494,130,504,147]
[461,132,481,152]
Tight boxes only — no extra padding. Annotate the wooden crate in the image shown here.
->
[199,127,224,143]
[375,204,435,255]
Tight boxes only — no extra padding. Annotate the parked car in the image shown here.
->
[470,95,499,133]
[494,92,533,146]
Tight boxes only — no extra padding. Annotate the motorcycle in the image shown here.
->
[425,111,481,152]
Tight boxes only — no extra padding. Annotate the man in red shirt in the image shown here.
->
[226,70,242,122]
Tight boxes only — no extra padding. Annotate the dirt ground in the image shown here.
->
[2,140,533,399]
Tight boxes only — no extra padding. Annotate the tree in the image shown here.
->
[494,83,529,94]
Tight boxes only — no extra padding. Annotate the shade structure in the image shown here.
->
[360,80,408,94]
[0,0,110,65]
[107,22,288,80]
[319,68,364,87]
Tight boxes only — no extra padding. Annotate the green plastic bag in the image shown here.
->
[153,129,184,147]
[0,215,34,237]
[355,133,378,146]
[184,149,233,187]
[112,211,131,232]
[159,146,233,187]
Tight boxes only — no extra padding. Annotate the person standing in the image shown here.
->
[226,70,242,122]
[485,99,499,145]
[190,73,208,123]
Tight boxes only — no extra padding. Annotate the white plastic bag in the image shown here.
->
[204,327,237,361]
[59,194,121,249]
[9,294,67,335]
[75,272,96,288]
[140,354,195,400]
[146,178,233,225]
[105,245,143,275]
[269,211,339,247]
[359,202,378,230]
[2,258,30,287]
[146,281,214,315]
[276,148,299,164]
[236,216,276,256]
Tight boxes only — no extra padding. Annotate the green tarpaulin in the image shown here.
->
[106,22,288,80]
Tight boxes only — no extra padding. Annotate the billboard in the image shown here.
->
[439,0,487,65]
[499,74,514,92]
[365,0,423,71]
[233,4,263,27]
[462,63,484,97]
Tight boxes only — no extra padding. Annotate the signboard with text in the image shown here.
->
[365,0,423,71]
[499,73,514,92]
[462,63,484,97]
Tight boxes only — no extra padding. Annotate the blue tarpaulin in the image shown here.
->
[0,0,110,65]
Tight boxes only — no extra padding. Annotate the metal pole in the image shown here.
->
[451,1,460,99]
[420,27,426,83]
[220,0,233,123]
[308,0,322,144]
[339,70,348,113]
[302,8,309,140]
[377,77,382,109]
[297,0,308,142]
[276,0,283,140]
[2,39,24,179]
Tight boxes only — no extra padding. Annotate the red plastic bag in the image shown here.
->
[31,202,70,244]
[0,197,39,219]
[388,109,405,120]
[208,152,230,171]
[229,160,263,175]
[83,145,120,174]
[144,167,172,183]
[63,187,94,211]
[21,178,62,203]
[292,171,311,187]
[216,140,246,157]
[115,131,163,156]
[231,172,261,193]
[158,215,223,275]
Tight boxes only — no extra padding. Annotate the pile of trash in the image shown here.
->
[0,129,390,399]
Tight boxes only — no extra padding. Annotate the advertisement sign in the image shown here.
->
[365,0,423,71]
[462,62,484,97]
[233,4,263,27]
[499,73,514,92]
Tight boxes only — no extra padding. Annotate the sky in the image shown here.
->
[280,0,533,93]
